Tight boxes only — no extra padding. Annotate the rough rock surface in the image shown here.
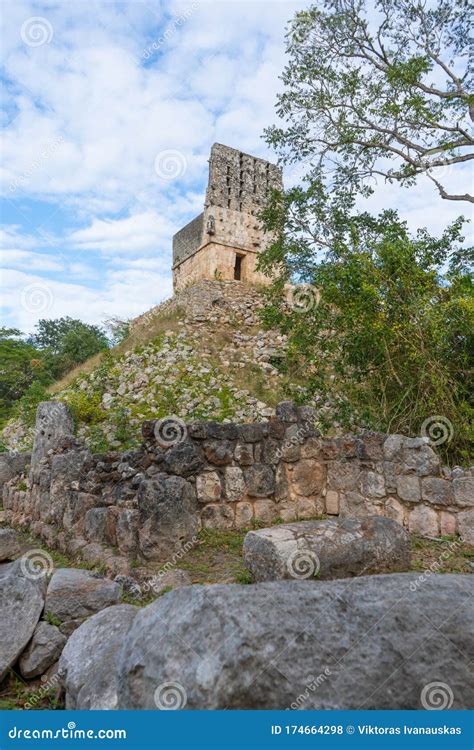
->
[45,568,120,623]
[137,475,199,560]
[31,401,75,466]
[117,574,473,709]
[242,516,411,582]
[458,510,474,545]
[0,453,30,492]
[0,528,21,562]
[59,604,138,709]
[0,559,46,681]
[19,621,67,679]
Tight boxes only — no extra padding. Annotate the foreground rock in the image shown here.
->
[45,568,120,628]
[0,559,46,681]
[117,574,473,709]
[243,516,410,582]
[19,622,67,679]
[0,453,30,492]
[0,528,21,562]
[59,605,138,709]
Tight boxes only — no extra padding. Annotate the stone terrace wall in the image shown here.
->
[1,402,473,576]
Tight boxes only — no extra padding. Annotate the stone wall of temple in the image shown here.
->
[172,144,282,291]
[2,402,472,577]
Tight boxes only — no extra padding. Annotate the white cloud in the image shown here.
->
[2,0,468,336]
[1,248,63,272]
[68,211,176,255]
[1,267,172,333]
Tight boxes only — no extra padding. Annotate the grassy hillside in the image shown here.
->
[1,281,297,453]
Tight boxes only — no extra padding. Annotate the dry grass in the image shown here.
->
[49,305,184,393]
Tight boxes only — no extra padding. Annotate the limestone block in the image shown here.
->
[203,441,233,466]
[84,508,108,544]
[291,460,325,497]
[385,497,406,526]
[275,401,298,423]
[359,470,386,498]
[234,443,254,465]
[137,475,199,560]
[32,401,75,467]
[117,574,474,709]
[243,516,410,582]
[224,466,245,503]
[245,464,275,497]
[0,528,21,561]
[235,502,253,528]
[274,463,289,502]
[440,511,457,537]
[396,476,421,503]
[300,437,321,459]
[200,503,234,530]
[20,622,67,679]
[253,499,277,524]
[295,498,319,519]
[327,461,360,491]
[196,472,222,503]
[453,478,474,507]
[408,505,439,536]
[116,509,139,556]
[325,490,339,515]
[59,605,138,709]
[421,477,453,506]
[457,510,474,545]
[45,568,120,624]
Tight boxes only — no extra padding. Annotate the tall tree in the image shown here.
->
[0,328,51,422]
[29,317,109,377]
[266,0,473,203]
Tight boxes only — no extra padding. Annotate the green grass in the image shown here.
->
[44,611,62,627]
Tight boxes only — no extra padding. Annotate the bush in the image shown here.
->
[64,391,105,426]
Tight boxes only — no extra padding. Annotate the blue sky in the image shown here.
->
[1,0,470,334]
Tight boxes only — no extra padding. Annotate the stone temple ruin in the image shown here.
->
[2,400,472,576]
[172,143,282,291]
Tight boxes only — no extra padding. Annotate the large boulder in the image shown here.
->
[19,622,67,679]
[59,605,138,709]
[0,559,46,681]
[117,574,473,709]
[0,528,21,562]
[137,475,199,560]
[242,516,410,582]
[45,568,120,626]
[31,401,75,467]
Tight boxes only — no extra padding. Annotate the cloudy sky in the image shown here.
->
[1,0,470,334]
